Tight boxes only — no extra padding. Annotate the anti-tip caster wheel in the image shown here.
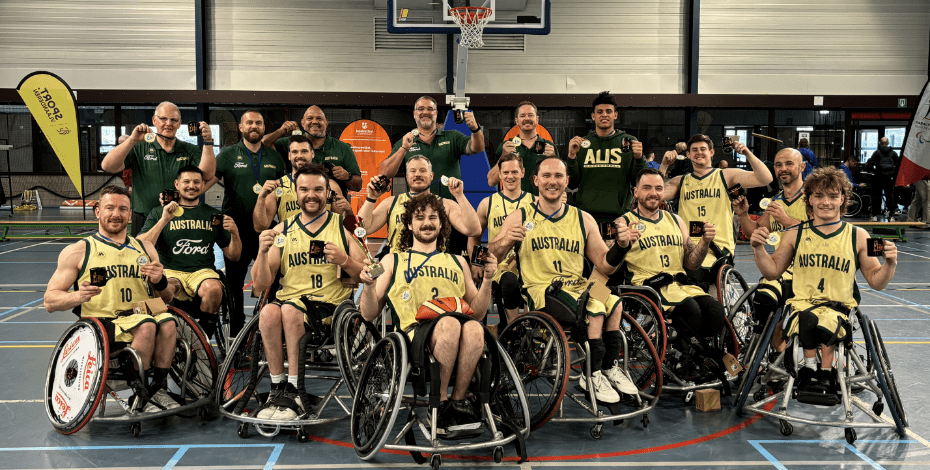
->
[130,422,141,438]
[779,419,793,436]
[845,428,857,445]
[641,414,650,428]
[753,390,766,402]
[297,427,311,443]
[430,453,442,470]
[590,424,603,439]
[683,391,695,404]
[493,446,504,463]
[872,401,884,416]
[237,422,250,439]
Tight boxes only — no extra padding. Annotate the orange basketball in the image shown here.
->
[415,297,474,322]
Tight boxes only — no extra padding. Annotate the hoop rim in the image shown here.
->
[449,6,493,23]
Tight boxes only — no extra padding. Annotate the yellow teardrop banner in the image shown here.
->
[16,72,82,195]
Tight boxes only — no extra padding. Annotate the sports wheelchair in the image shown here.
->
[216,276,376,441]
[497,280,662,438]
[735,304,908,444]
[169,269,235,361]
[45,307,217,437]
[350,303,531,468]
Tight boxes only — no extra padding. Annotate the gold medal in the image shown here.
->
[274,187,284,197]
[144,132,155,143]
[512,136,522,146]
[411,129,419,137]
[759,198,772,210]
[767,233,780,246]
[291,129,303,136]
[370,263,385,279]
[173,206,184,217]
[440,175,449,186]
[676,154,686,160]
[401,290,411,302]
[524,221,535,231]
[274,235,286,248]
[354,227,367,238]
[253,184,262,194]
[635,222,646,232]
[581,139,591,149]
[137,255,150,266]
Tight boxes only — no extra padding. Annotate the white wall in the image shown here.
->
[700,0,930,95]
[0,0,197,90]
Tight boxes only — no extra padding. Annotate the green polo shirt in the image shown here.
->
[494,136,559,196]
[273,135,361,199]
[392,129,470,200]
[140,202,231,273]
[125,140,201,215]
[215,141,287,220]
[566,130,645,224]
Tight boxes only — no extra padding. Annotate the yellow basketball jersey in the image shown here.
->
[387,251,467,332]
[277,212,352,305]
[276,175,301,223]
[487,191,534,282]
[517,204,587,295]
[76,235,153,318]
[788,222,859,309]
[621,210,687,285]
[679,169,733,267]
[768,190,808,249]
[387,193,412,253]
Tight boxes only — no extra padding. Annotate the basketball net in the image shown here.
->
[450,7,492,48]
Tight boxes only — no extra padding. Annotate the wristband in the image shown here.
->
[606,243,631,266]
[203,141,214,146]
[366,197,378,203]
[151,276,169,291]
[470,124,482,133]
[339,254,350,268]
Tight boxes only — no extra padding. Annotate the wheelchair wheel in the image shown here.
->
[619,311,663,398]
[727,284,758,368]
[214,271,235,361]
[735,308,782,413]
[863,318,908,436]
[351,332,408,460]
[45,318,110,435]
[618,292,666,363]
[335,304,381,397]
[169,307,218,404]
[215,314,266,415]
[489,341,532,437]
[498,312,569,431]
[846,192,863,218]
[716,265,749,314]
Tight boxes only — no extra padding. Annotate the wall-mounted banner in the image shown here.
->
[897,79,930,186]
[16,72,82,195]
[340,119,393,238]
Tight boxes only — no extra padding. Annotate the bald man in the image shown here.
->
[734,148,807,352]
[102,101,216,236]
[262,106,362,199]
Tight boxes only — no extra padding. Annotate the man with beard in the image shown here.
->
[359,193,497,438]
[358,155,481,254]
[619,168,730,384]
[137,165,241,338]
[658,134,772,272]
[468,153,534,329]
[750,168,897,394]
[734,149,808,353]
[102,101,216,237]
[250,165,368,420]
[206,110,287,336]
[566,91,645,225]
[262,106,362,198]
[44,186,179,411]
[489,157,637,404]
[488,101,557,194]
[253,134,352,232]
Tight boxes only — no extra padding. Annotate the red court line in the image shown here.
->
[242,282,253,290]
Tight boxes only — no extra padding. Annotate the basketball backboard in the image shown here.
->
[386,0,550,35]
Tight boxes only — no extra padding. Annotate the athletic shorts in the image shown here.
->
[784,299,850,341]
[91,312,176,346]
[525,284,621,319]
[164,268,220,302]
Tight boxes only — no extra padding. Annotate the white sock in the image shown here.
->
[288,374,299,388]
[271,373,286,384]
[804,357,818,370]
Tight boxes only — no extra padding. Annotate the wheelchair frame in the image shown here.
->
[169,268,235,361]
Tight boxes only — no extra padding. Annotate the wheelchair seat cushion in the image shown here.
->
[415,297,474,322]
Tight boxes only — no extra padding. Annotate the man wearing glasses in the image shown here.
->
[102,101,216,237]
[379,96,485,255]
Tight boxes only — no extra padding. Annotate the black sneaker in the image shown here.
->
[797,367,816,391]
[436,400,482,440]
[127,377,149,412]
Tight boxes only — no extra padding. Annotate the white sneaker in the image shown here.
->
[256,383,303,420]
[604,361,638,395]
[144,389,180,412]
[579,371,620,403]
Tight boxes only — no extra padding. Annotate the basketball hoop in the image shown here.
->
[449,6,492,48]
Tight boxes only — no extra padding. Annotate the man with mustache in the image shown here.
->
[566,91,646,225]
[253,134,353,232]
[251,165,367,421]
[358,155,481,254]
[619,168,730,384]
[102,101,216,237]
[262,106,362,199]
[659,134,772,274]
[750,168,896,395]
[359,193,497,439]
[44,185,179,412]
[137,165,242,340]
[487,101,557,194]
[205,110,287,336]
[490,157,637,403]
[734,149,808,353]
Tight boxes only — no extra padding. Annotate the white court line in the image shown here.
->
[19,464,930,470]
[0,399,42,403]
[0,239,62,256]
[0,307,39,322]
[897,250,930,261]
[854,395,930,449]
[0,284,50,287]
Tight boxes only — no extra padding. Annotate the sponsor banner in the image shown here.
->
[340,120,393,238]
[897,79,930,186]
[16,72,83,195]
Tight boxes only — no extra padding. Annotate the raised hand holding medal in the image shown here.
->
[349,219,383,278]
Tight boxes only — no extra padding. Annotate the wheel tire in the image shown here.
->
[872,401,884,416]
[238,422,250,439]
[430,454,442,470]
[590,424,603,439]
[130,422,141,438]
[779,419,793,436]
[350,333,408,460]
[493,446,503,463]
[845,427,857,444]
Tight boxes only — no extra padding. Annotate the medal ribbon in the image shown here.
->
[774,218,841,234]
[95,234,140,253]
[531,202,564,225]
[773,186,803,203]
[405,250,440,284]
[245,146,263,185]
[282,210,328,236]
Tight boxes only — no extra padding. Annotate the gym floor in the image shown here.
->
[1,208,928,469]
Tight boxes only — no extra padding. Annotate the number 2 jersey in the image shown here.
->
[387,251,467,332]
[678,169,733,267]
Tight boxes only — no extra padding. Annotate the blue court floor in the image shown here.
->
[1,209,928,469]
